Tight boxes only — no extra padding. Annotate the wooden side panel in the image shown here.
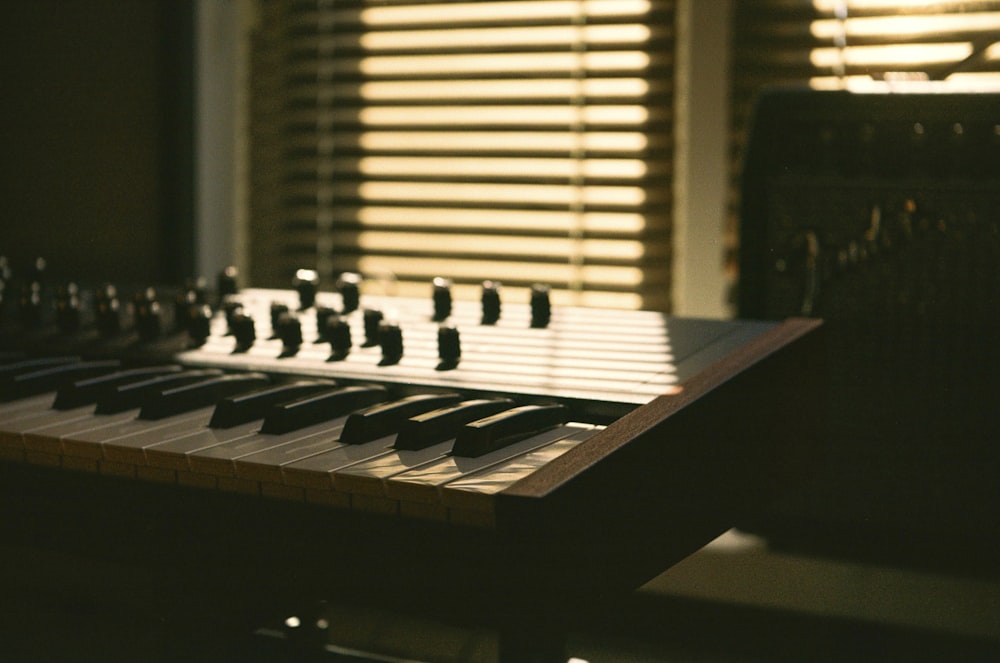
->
[495,318,826,596]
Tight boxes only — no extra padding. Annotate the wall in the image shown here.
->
[0,0,193,287]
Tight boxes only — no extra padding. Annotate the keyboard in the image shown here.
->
[0,276,824,631]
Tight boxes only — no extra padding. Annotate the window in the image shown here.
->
[248,0,675,311]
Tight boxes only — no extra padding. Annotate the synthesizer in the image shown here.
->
[0,267,824,640]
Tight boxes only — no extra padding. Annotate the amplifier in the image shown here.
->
[739,88,1000,570]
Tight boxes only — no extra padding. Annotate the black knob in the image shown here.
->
[95,284,122,337]
[437,324,460,370]
[17,257,47,327]
[530,283,551,328]
[363,308,383,347]
[230,312,256,352]
[173,288,200,333]
[337,272,361,314]
[20,256,48,325]
[314,306,337,342]
[326,315,352,361]
[481,280,501,325]
[223,300,243,334]
[55,283,82,334]
[188,276,208,304]
[294,268,320,310]
[269,302,290,339]
[134,288,162,341]
[19,281,43,327]
[379,322,403,366]
[187,304,213,347]
[27,256,47,284]
[217,266,239,298]
[432,277,452,322]
[275,312,303,357]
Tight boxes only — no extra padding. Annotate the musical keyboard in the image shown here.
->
[0,367,612,528]
[0,277,824,641]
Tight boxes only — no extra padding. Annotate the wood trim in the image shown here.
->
[502,317,823,500]
[491,317,826,594]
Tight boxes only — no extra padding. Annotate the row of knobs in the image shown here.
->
[214,271,554,370]
[0,255,217,343]
[1,258,554,371]
[1,256,53,329]
[287,271,550,328]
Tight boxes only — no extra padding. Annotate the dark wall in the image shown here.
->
[0,0,193,287]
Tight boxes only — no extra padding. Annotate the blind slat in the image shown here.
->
[250,0,675,310]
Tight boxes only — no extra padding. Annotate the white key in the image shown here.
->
[186,417,351,477]
[384,423,593,506]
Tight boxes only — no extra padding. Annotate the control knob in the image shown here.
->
[432,277,452,321]
[217,265,240,298]
[325,315,352,361]
[222,300,244,334]
[337,272,361,314]
[133,287,162,341]
[95,284,122,337]
[55,283,82,334]
[294,268,320,310]
[269,302,290,339]
[275,311,303,357]
[187,304,213,347]
[230,312,256,353]
[362,308,384,347]
[314,306,337,342]
[437,324,460,370]
[19,281,43,328]
[173,287,200,333]
[481,280,501,325]
[530,283,551,328]
[378,322,403,366]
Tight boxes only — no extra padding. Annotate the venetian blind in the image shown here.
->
[249,0,675,311]
[726,0,1000,302]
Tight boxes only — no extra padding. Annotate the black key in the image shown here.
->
[1,359,121,403]
[139,373,270,421]
[54,365,183,410]
[339,392,462,445]
[260,384,388,435]
[95,369,224,415]
[393,398,514,451]
[209,380,337,429]
[451,404,569,458]
[0,356,78,380]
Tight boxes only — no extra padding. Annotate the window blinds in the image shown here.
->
[249,0,675,311]
[726,0,1000,304]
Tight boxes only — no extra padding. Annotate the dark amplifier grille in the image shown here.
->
[739,89,1000,570]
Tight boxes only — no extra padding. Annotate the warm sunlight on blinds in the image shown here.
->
[249,0,675,310]
[806,0,1000,88]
